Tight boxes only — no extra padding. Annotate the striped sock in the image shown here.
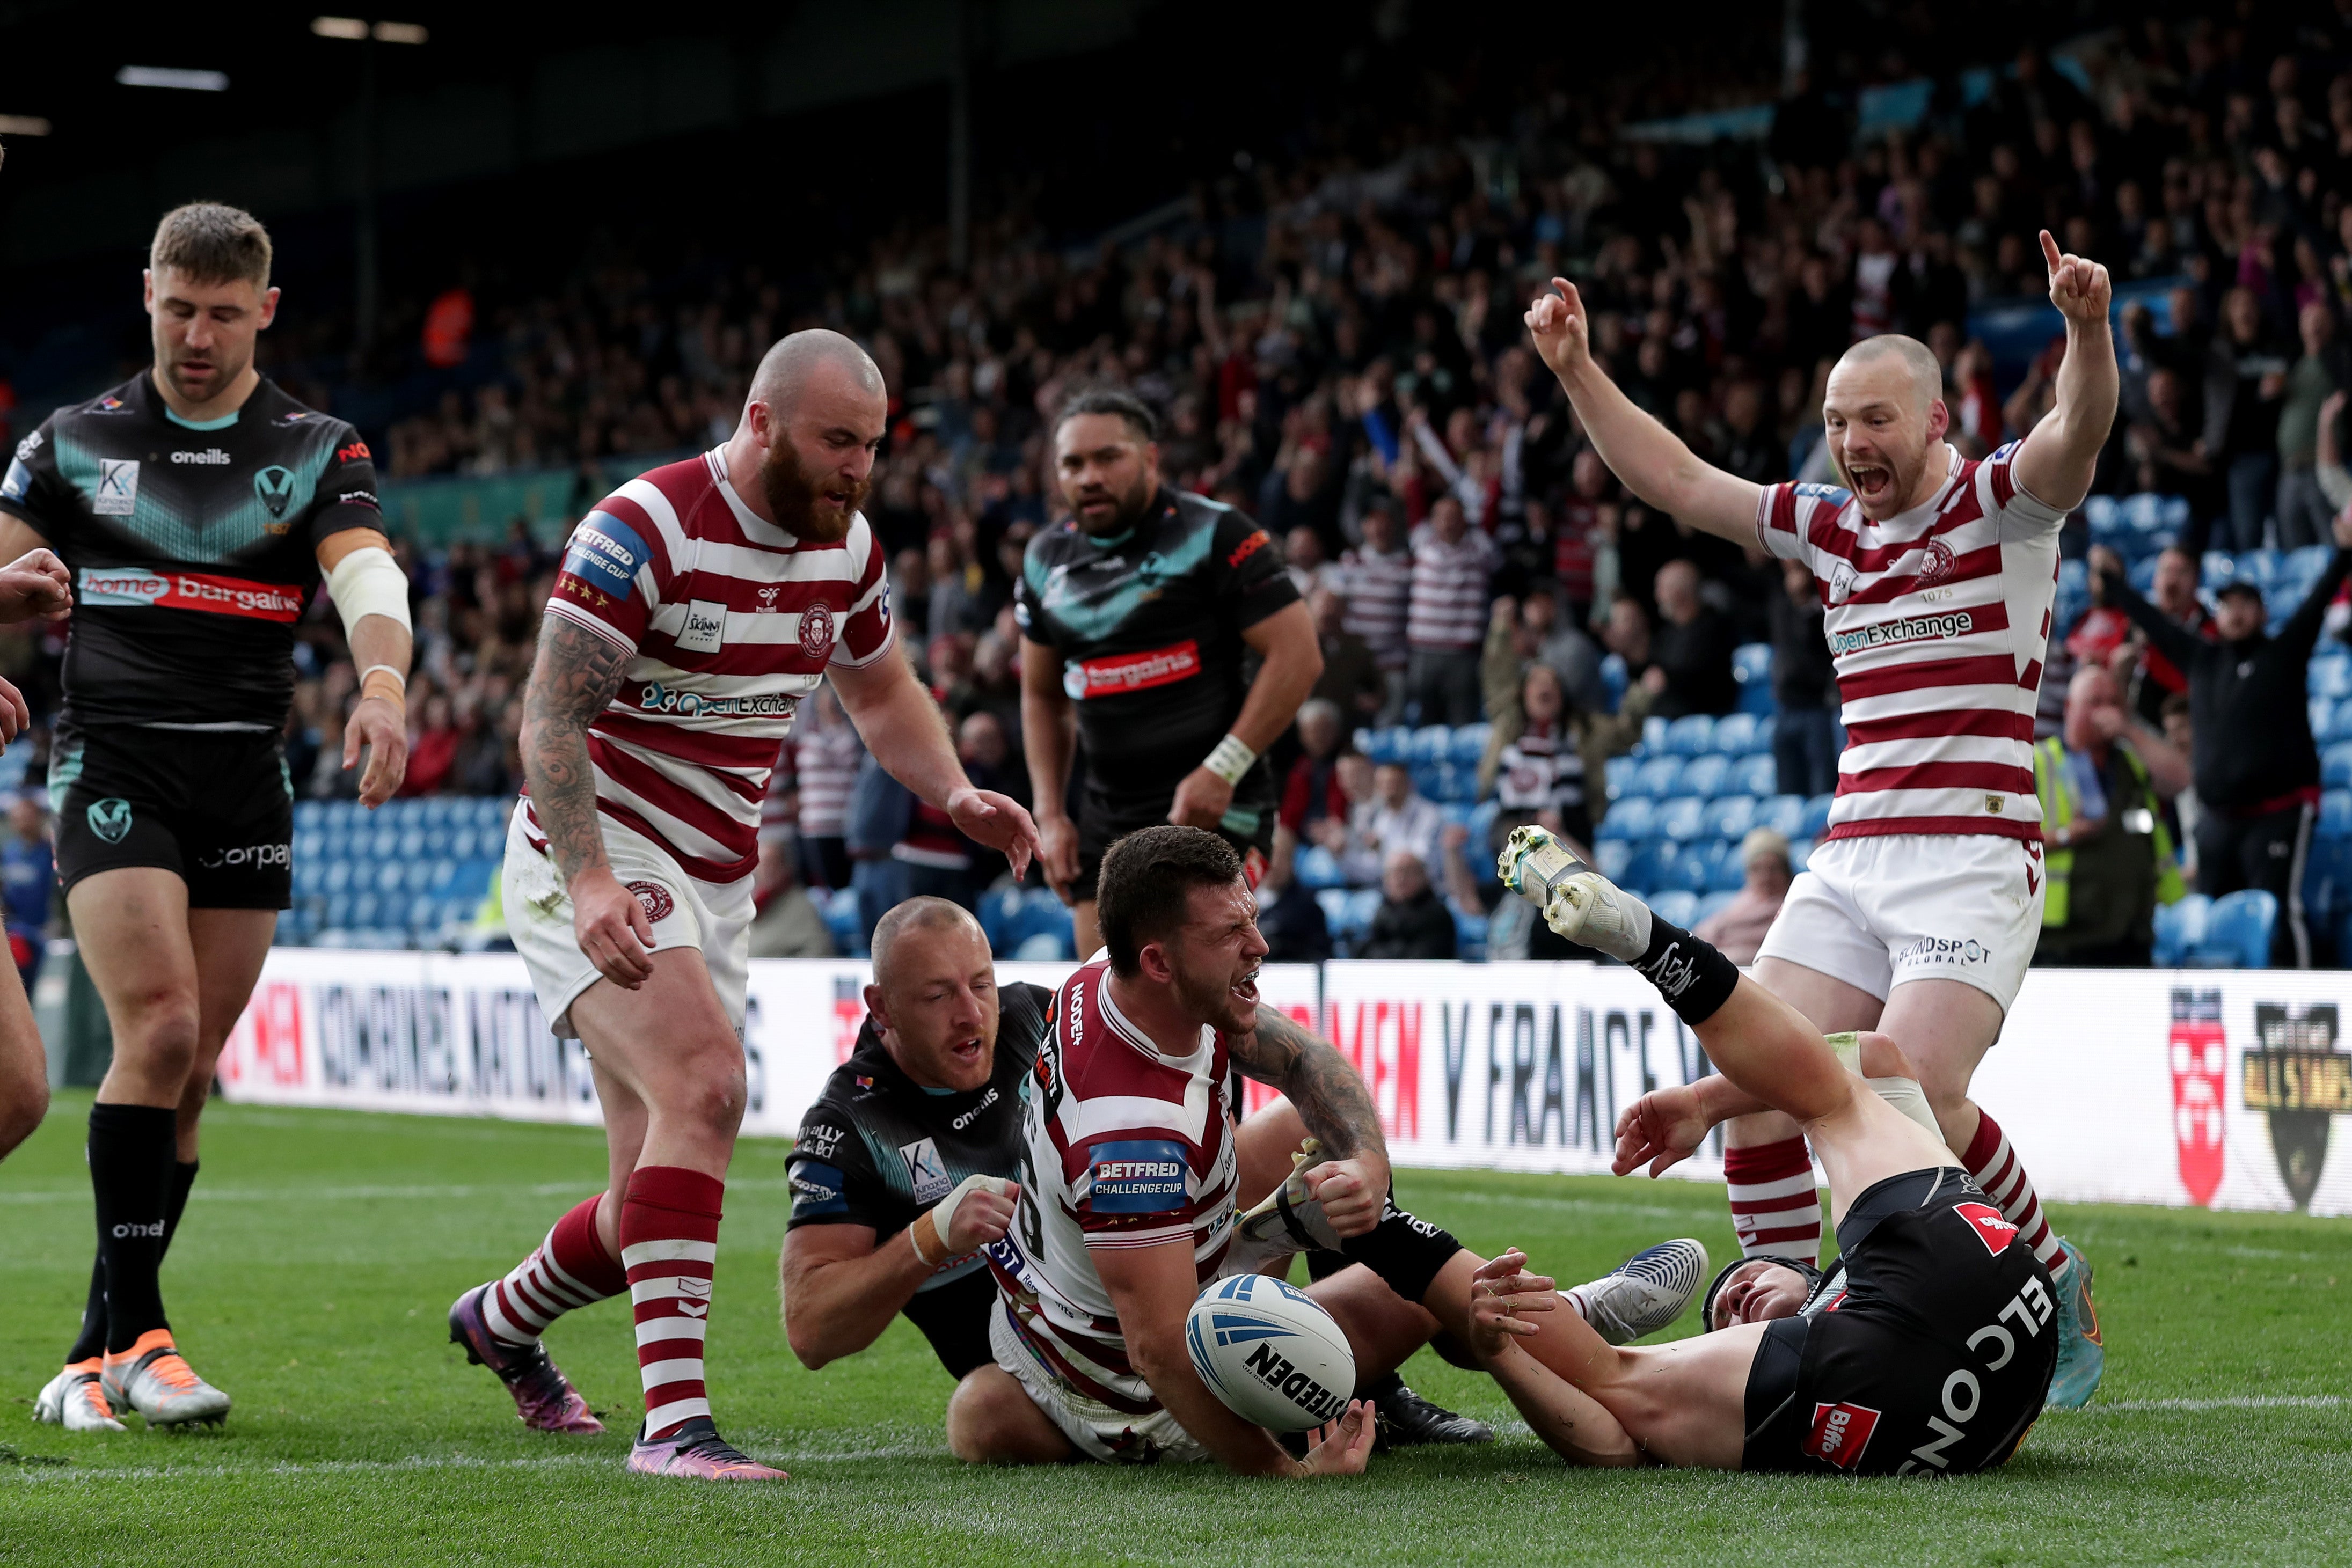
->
[1726,1135,1822,1262]
[1961,1110,2062,1270]
[485,1195,626,1346]
[620,1167,724,1441]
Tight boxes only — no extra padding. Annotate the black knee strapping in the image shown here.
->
[1339,1199,1463,1305]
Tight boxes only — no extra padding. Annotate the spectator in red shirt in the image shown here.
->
[1279,699,1352,837]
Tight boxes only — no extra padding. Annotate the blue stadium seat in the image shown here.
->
[2311,657,2352,701]
[1655,797,1706,841]
[368,824,400,859]
[1710,712,1761,754]
[1466,798,1501,854]
[1650,890,1700,929]
[1343,888,1382,937]
[1733,643,1773,690]
[1703,794,1758,841]
[1653,844,1706,893]
[1678,754,1730,800]
[323,860,354,895]
[2322,789,2352,838]
[1017,889,1075,956]
[293,829,325,863]
[1756,794,1807,839]
[977,886,1022,951]
[374,860,406,895]
[1452,908,1488,957]
[1449,723,1491,766]
[1315,888,1350,935]
[2189,890,2276,969]
[2127,556,2160,595]
[1693,891,1737,929]
[293,800,326,832]
[1620,840,1669,895]
[2323,744,2352,791]
[1787,837,1814,872]
[2201,551,2236,588]
[325,799,363,831]
[1597,798,1656,841]
[1363,726,1409,764]
[822,888,864,954]
[1604,754,1641,800]
[397,826,426,861]
[1295,845,1346,888]
[2057,558,2088,597]
[2152,893,2211,967]
[1600,655,1628,713]
[1732,753,1778,798]
[1710,847,1749,893]
[2082,494,2118,534]
[421,825,452,858]
[1628,756,1684,798]
[1643,715,1670,752]
[1800,794,1836,837]
[1408,725,1453,764]
[1595,839,1635,883]
[417,796,452,827]
[448,826,481,861]
[293,861,326,898]
[1663,715,1715,756]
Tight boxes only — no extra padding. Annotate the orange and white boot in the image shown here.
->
[33,1360,127,1432]
[100,1331,231,1428]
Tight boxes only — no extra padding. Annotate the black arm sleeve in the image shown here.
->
[1214,509,1302,630]
[2102,567,2205,670]
[2277,547,2352,662]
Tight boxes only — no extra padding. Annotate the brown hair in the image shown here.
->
[1095,825,1241,976]
[150,203,272,290]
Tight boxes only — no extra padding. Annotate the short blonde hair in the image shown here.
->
[150,202,272,290]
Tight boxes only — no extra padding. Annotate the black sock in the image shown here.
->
[1356,1368,1405,1402]
[1339,1198,1463,1306]
[1633,916,1741,1027]
[67,1159,193,1365]
[87,1104,177,1355]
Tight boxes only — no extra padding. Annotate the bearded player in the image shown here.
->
[445,331,1038,1481]
[1524,231,2115,1405]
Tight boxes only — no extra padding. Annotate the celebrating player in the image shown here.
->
[446,331,1038,1482]
[12,204,411,1434]
[1524,230,2117,1405]
[1020,389,1323,957]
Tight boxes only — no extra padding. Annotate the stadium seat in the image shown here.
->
[1605,754,1640,800]
[2152,893,2211,967]
[1800,794,1836,837]
[1643,715,1670,752]
[2127,556,2161,595]
[2323,744,2352,791]
[1343,888,1382,937]
[822,889,864,954]
[1787,838,1813,872]
[1655,797,1706,841]
[1733,643,1773,690]
[1756,794,1807,838]
[1693,891,1737,929]
[1316,889,1351,938]
[1622,840,1671,895]
[1732,753,1778,797]
[977,886,1022,951]
[1597,798,1656,841]
[2323,789,2352,838]
[1449,723,1491,766]
[293,862,326,898]
[1628,756,1684,798]
[1703,794,1758,841]
[1408,725,1453,764]
[2311,657,2352,702]
[1710,712,1760,754]
[1363,726,1409,764]
[1650,890,1700,929]
[1678,754,1731,800]
[293,800,325,832]
[1599,655,1627,713]
[1466,798,1501,854]
[2189,890,2276,969]
[1294,845,1346,889]
[1595,839,1634,883]
[1663,715,1715,756]
[1452,908,1488,957]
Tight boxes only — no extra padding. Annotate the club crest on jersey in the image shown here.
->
[1952,1201,2019,1255]
[625,880,674,924]
[1913,537,1957,586]
[799,604,836,662]
[94,458,140,516]
[1806,1401,1882,1470]
[254,465,296,520]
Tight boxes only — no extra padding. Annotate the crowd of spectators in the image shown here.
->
[8,5,2352,961]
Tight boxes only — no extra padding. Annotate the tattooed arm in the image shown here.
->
[1229,1005,1390,1237]
[520,614,651,988]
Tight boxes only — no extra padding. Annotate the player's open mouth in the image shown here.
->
[949,1033,984,1065]
[1847,463,1892,500]
[1231,966,1260,1006]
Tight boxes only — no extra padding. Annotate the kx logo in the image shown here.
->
[87,798,133,844]
[254,465,296,519]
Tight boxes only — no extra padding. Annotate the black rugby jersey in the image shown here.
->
[1014,488,1298,809]
[786,980,1049,1371]
[0,374,383,730]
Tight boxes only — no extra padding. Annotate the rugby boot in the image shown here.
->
[626,1417,788,1481]
[32,1361,126,1432]
[1366,1374,1492,1450]
[1498,826,1652,962]
[1564,1237,1711,1345]
[1238,1138,1344,1252]
[100,1331,230,1428]
[2044,1235,2105,1409]
[448,1283,604,1434]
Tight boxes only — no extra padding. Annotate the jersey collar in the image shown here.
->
[703,444,851,551]
[1097,969,1215,1068]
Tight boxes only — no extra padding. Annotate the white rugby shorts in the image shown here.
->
[987,1299,1209,1464]
[501,801,753,1039]
[1751,832,2044,1013]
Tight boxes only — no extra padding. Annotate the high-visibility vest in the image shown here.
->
[2033,737,2184,928]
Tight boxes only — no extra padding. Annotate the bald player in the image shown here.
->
[1525,231,2119,1408]
[450,330,1041,1482]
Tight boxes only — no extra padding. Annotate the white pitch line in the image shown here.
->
[0,1177,794,1207]
[2054,1395,2346,1413]
[1,1440,946,1484]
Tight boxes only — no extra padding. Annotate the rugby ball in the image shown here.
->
[1184,1273,1357,1432]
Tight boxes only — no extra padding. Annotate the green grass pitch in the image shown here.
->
[3,1091,2349,1566]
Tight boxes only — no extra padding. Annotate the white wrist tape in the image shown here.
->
[1823,1032,1942,1140]
[910,1173,1013,1267]
[326,545,413,639]
[1203,733,1257,786]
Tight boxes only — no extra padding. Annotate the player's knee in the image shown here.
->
[0,1072,46,1157]
[113,990,201,1079]
[945,1369,1040,1463]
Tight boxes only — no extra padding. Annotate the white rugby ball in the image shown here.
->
[1184,1272,1357,1432]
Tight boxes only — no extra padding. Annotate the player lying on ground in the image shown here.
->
[779,895,1493,1448]
[1430,827,2057,1473]
[953,826,1706,1472]
[1525,231,2114,1407]
[446,331,1038,1482]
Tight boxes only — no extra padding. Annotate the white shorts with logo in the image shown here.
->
[987,1299,1210,1465]
[501,802,754,1039]
[1751,832,2044,1012]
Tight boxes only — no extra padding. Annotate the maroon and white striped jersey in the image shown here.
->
[532,449,894,884]
[1755,442,2065,843]
[985,954,1238,1417]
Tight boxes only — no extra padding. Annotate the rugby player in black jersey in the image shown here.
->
[6,204,412,1433]
[1018,389,1322,958]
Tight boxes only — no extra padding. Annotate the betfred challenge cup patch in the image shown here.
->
[626,881,675,924]
[1953,1201,2019,1255]
[1806,1401,1882,1470]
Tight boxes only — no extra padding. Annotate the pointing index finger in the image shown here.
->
[2039,229,2063,273]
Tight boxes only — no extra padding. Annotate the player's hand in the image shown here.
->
[1466,1249,1558,1359]
[1167,766,1236,831]
[1301,1155,1390,1239]
[1524,277,1594,380]
[941,1179,1020,1255]
[1296,1400,1375,1476]
[2040,231,2112,329]
[1037,812,1081,901]
[571,864,655,989]
[345,694,410,808]
[946,787,1038,882]
[0,548,71,624]
[0,673,30,752]
[1612,1084,1710,1177]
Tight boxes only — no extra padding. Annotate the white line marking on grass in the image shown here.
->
[2055,1395,2346,1413]
[0,1178,793,1206]
[2,1438,948,1485]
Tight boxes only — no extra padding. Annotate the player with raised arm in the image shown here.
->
[445,331,1038,1481]
[1524,231,2117,1406]
[1020,390,1323,959]
[13,204,411,1434]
